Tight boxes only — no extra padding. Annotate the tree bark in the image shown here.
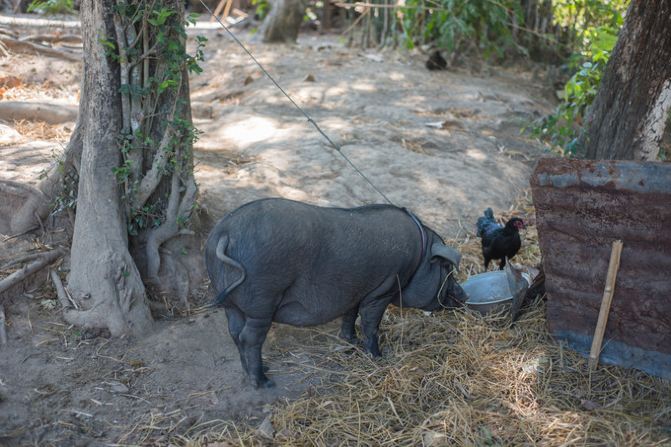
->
[66,0,153,336]
[260,0,306,43]
[12,0,30,13]
[580,1,671,160]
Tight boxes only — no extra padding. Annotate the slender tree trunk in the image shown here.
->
[260,0,306,43]
[580,1,671,160]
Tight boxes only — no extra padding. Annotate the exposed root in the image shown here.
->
[0,28,18,39]
[50,268,77,310]
[0,101,78,124]
[67,237,154,335]
[62,307,107,330]
[0,250,49,271]
[63,256,152,337]
[0,179,44,199]
[0,248,65,298]
[10,121,83,235]
[144,169,197,282]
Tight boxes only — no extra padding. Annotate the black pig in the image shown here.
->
[205,198,466,388]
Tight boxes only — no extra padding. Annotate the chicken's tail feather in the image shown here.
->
[476,208,496,237]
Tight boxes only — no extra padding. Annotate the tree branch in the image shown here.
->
[0,36,81,61]
[20,33,82,45]
[113,10,131,136]
[131,90,181,211]
[125,25,143,135]
[0,248,65,299]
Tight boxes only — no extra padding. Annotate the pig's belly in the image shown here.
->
[272,295,358,327]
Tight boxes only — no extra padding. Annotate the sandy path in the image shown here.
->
[192,32,552,237]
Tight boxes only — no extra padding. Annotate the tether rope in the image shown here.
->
[196,0,394,205]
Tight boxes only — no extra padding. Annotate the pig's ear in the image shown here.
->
[430,243,461,271]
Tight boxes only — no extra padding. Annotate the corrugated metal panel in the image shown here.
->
[531,158,671,378]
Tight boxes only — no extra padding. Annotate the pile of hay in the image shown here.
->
[181,305,670,446]
[175,195,671,446]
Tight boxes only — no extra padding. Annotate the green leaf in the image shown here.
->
[99,37,116,51]
[187,12,200,25]
[158,79,178,92]
[148,7,174,26]
[28,0,74,14]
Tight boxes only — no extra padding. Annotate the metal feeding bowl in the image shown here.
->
[462,263,535,315]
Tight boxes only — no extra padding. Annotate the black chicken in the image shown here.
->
[476,208,525,270]
[425,50,447,70]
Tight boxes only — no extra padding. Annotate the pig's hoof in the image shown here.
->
[254,377,275,389]
[365,346,382,358]
[338,332,359,345]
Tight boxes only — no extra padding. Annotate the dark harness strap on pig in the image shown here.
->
[401,209,461,308]
[404,208,427,262]
[392,208,427,308]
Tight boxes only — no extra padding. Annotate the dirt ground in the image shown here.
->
[0,19,555,446]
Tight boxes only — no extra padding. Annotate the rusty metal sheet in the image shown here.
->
[531,158,671,379]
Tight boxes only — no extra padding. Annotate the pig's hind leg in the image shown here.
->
[339,305,360,344]
[238,316,274,388]
[359,298,392,357]
[225,306,249,375]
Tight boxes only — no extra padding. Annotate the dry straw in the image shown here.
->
[12,119,72,143]
[135,194,671,446]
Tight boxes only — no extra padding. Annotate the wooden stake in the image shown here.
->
[221,0,234,21]
[589,240,624,370]
[211,0,229,21]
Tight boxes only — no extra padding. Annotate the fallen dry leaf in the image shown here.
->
[0,75,22,88]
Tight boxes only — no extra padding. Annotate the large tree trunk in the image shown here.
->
[62,0,199,335]
[65,0,152,335]
[580,1,671,160]
[260,0,306,43]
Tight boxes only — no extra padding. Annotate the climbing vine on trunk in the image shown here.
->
[108,0,204,281]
